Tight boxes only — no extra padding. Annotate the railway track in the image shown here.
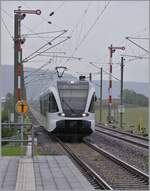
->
[58,138,149,190]
[57,137,113,190]
[85,140,149,189]
[29,110,149,189]
[96,124,149,149]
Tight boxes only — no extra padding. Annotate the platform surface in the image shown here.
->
[0,155,94,191]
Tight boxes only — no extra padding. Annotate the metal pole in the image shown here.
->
[107,45,125,124]
[20,115,24,156]
[0,1,1,157]
[108,44,113,123]
[21,50,24,100]
[120,57,124,128]
[0,98,2,157]
[100,67,103,122]
[31,125,34,158]
[14,14,18,122]
[14,9,22,123]
[21,54,26,100]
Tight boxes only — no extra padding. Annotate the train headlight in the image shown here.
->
[60,113,65,117]
[82,113,88,117]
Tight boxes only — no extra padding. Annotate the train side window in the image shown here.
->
[42,97,44,115]
[40,98,42,114]
[41,97,44,115]
[49,93,59,113]
[88,94,95,113]
[43,96,46,116]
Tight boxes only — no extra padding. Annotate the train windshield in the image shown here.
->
[57,81,89,117]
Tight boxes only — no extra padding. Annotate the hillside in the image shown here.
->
[93,80,149,99]
[1,65,149,100]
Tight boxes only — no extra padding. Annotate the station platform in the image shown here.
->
[0,155,94,191]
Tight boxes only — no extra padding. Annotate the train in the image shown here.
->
[39,77,96,140]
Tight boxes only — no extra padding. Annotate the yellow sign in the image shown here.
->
[16,100,28,114]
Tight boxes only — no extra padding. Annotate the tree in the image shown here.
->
[123,89,148,106]
[2,93,14,122]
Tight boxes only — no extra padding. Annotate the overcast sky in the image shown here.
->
[1,1,149,82]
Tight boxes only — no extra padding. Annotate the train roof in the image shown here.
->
[39,79,94,97]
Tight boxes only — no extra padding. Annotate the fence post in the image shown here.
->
[31,125,34,158]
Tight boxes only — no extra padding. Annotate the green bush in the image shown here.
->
[2,110,9,122]
[2,127,16,137]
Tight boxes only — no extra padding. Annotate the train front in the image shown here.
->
[54,80,95,139]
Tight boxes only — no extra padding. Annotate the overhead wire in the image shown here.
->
[24,60,52,79]
[71,2,92,47]
[1,16,14,41]
[94,27,148,66]
[55,2,91,63]
[23,30,67,36]
[25,63,55,82]
[25,70,57,86]
[23,35,70,63]
[54,1,65,13]
[20,1,64,30]
[24,30,67,60]
[59,2,92,59]
[69,2,92,37]
[75,1,110,52]
[2,6,69,67]
[22,30,68,62]
[125,37,149,54]
[64,1,111,65]
[2,8,63,44]
[88,61,120,81]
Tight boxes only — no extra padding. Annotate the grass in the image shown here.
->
[2,146,26,156]
[34,145,61,155]
[96,106,148,134]
[1,114,31,156]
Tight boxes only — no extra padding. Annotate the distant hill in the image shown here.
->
[0,65,76,100]
[93,80,149,99]
[1,65,149,100]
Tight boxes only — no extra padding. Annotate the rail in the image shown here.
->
[56,137,113,190]
[96,123,148,141]
[85,140,149,184]
[96,124,148,149]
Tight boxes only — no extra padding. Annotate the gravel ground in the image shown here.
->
[87,132,149,174]
[29,108,66,156]
[67,143,148,190]
[35,127,66,155]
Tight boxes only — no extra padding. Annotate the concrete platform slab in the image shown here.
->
[16,158,35,191]
[33,155,94,191]
[0,157,19,191]
[0,156,94,191]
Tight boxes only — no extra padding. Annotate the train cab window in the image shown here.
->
[88,94,95,113]
[49,93,59,113]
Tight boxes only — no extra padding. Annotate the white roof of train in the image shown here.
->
[39,79,94,98]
